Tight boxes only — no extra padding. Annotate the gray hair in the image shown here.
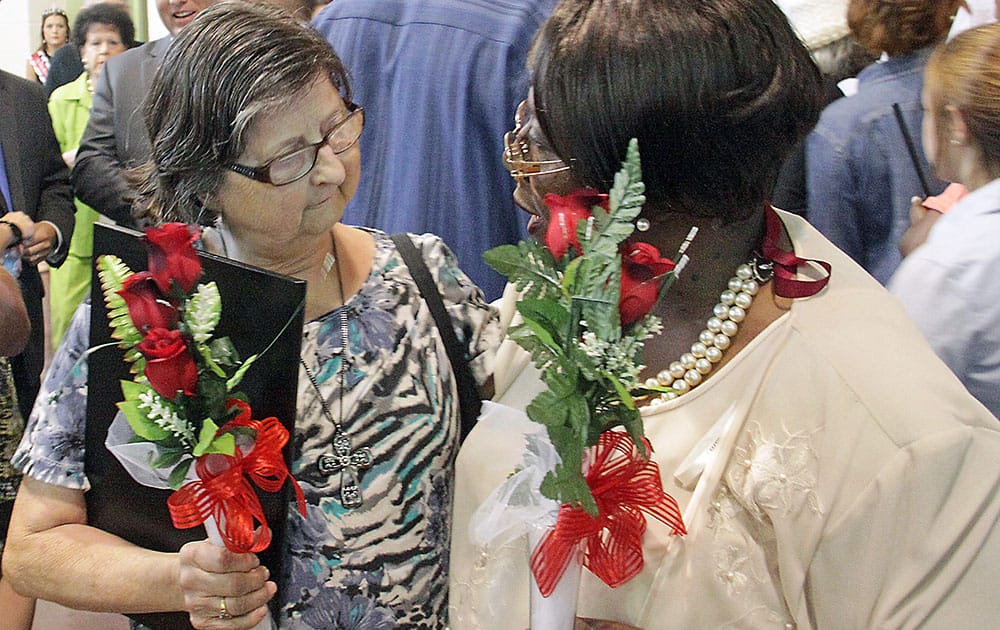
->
[810,35,874,82]
[134,1,351,225]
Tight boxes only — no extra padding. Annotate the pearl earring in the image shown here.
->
[636,217,650,232]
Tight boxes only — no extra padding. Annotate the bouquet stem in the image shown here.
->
[528,527,581,630]
[204,516,275,630]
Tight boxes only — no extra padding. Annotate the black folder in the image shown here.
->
[85,223,305,629]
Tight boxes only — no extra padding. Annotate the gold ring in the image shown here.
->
[218,596,233,620]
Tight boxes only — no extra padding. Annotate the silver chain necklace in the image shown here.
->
[299,234,372,508]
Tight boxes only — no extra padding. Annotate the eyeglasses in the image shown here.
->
[503,96,573,179]
[502,131,572,179]
[227,103,364,186]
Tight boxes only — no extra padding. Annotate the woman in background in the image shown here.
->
[5,3,498,628]
[26,8,70,84]
[890,23,1000,418]
[451,0,1000,627]
[0,216,32,630]
[47,3,136,347]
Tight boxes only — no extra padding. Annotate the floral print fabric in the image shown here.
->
[14,230,500,628]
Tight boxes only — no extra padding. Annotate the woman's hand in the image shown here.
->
[898,196,942,258]
[178,539,275,629]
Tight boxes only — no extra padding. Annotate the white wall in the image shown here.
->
[145,0,166,40]
[0,0,61,79]
[1,0,163,80]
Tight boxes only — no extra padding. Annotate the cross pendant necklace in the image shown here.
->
[300,233,372,509]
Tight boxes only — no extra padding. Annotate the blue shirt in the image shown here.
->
[806,46,946,285]
[314,0,556,301]
[0,140,13,214]
[889,178,1000,419]
[0,141,19,276]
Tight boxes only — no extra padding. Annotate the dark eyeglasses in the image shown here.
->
[227,103,364,186]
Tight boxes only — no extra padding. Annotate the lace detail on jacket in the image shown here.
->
[726,422,823,520]
[698,422,823,628]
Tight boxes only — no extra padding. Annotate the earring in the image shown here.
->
[636,217,650,232]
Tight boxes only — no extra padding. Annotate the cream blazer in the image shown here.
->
[450,212,1000,629]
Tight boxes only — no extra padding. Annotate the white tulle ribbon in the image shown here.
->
[107,412,276,630]
[468,402,580,630]
[469,403,561,547]
[106,410,180,489]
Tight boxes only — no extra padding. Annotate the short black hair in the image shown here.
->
[72,2,136,50]
[530,0,824,219]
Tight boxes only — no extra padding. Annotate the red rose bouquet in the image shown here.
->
[483,140,686,628]
[96,224,305,559]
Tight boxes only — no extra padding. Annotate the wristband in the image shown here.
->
[0,220,22,247]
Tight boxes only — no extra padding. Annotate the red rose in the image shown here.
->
[543,189,609,259]
[619,241,674,326]
[118,272,179,332]
[145,223,202,295]
[138,327,198,399]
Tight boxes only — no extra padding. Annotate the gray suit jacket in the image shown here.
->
[73,37,171,227]
[0,70,75,417]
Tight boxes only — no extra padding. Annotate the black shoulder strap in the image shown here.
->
[390,233,481,444]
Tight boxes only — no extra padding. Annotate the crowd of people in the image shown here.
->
[0,0,999,628]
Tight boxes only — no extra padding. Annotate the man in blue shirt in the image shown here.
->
[314,0,556,300]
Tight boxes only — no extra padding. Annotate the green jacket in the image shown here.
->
[48,71,100,345]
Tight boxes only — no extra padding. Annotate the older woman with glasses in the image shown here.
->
[3,3,499,628]
[451,0,1000,628]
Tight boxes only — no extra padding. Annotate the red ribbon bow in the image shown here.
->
[530,432,686,596]
[168,400,306,553]
[762,205,831,298]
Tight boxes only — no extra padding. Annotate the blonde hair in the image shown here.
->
[925,23,1000,176]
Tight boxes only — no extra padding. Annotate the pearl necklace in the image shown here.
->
[645,256,773,407]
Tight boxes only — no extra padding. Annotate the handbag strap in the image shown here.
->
[390,233,481,444]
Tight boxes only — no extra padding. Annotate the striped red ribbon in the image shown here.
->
[168,399,306,553]
[530,431,686,596]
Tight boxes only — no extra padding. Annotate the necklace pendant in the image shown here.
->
[322,251,337,278]
[317,431,373,508]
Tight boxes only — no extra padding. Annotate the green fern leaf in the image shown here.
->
[96,255,144,363]
[583,139,646,260]
[484,241,562,301]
